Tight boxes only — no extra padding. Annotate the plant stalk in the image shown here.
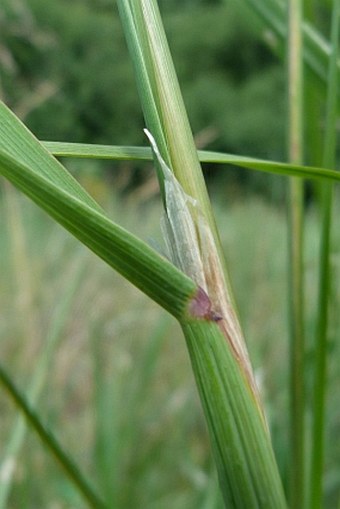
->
[310,2,340,507]
[181,320,287,508]
[287,0,305,506]
[117,1,287,506]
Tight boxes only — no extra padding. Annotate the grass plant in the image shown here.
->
[0,0,339,507]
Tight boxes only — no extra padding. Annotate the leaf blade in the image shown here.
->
[43,140,340,183]
[0,104,196,320]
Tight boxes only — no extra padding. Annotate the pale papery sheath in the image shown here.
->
[145,129,263,415]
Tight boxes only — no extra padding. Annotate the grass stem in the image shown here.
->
[287,0,305,506]
[310,2,340,507]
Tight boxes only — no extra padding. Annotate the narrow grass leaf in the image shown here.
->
[0,102,197,319]
[0,104,101,212]
[43,141,340,183]
[0,258,85,508]
[0,364,109,509]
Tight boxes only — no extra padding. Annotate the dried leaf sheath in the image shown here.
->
[196,215,259,402]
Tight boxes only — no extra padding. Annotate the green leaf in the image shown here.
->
[43,140,340,183]
[0,259,85,508]
[0,101,196,319]
[0,363,108,509]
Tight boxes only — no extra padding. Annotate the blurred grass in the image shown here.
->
[1,180,340,507]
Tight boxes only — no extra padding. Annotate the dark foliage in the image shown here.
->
[1,0,288,196]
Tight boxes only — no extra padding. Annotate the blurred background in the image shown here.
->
[1,0,290,199]
[1,0,340,508]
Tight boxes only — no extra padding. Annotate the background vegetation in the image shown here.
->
[1,0,288,197]
[0,0,339,507]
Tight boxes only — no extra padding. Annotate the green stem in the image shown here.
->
[310,2,340,507]
[181,320,287,508]
[287,179,305,507]
[116,0,236,307]
[310,183,332,509]
[287,0,305,506]
[117,1,287,506]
